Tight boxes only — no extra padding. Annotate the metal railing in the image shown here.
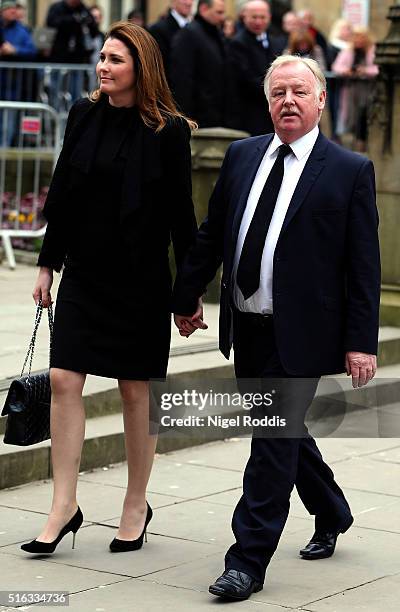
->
[0,101,61,269]
[0,61,95,135]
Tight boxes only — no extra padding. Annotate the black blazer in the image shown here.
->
[38,96,198,310]
[148,11,181,81]
[227,29,286,135]
[170,15,226,127]
[172,132,381,376]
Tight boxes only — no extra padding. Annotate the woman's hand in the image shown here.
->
[32,267,53,307]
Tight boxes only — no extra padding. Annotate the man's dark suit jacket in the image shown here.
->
[227,29,286,135]
[38,95,197,310]
[172,131,381,376]
[148,11,181,81]
[170,15,226,127]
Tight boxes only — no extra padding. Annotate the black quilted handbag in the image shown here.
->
[2,301,54,446]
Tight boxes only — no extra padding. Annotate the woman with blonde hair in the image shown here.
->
[332,26,378,149]
[21,21,198,554]
[285,29,327,71]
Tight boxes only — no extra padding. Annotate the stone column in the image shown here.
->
[367,2,400,325]
[190,127,249,302]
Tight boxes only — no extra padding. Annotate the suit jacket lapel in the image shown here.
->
[281,131,328,233]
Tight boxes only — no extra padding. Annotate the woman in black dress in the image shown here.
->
[21,21,199,554]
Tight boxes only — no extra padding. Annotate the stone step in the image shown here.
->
[1,326,399,436]
[1,360,399,490]
[380,288,400,327]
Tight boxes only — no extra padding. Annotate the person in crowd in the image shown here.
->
[223,15,236,38]
[148,0,193,80]
[332,26,378,150]
[46,0,98,63]
[88,4,104,89]
[227,0,286,135]
[173,54,380,601]
[89,4,104,62]
[281,9,300,43]
[0,0,36,58]
[20,21,197,556]
[170,0,226,128]
[297,8,329,67]
[0,0,36,145]
[327,18,353,141]
[267,0,291,36]
[285,29,326,70]
[127,9,145,28]
[328,18,353,65]
[15,2,29,29]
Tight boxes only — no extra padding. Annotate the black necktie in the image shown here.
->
[237,143,292,300]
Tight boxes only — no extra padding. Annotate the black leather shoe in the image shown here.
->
[299,517,353,560]
[209,569,263,601]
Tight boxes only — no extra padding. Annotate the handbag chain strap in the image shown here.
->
[21,300,54,379]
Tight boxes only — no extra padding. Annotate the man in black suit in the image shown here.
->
[170,0,226,127]
[173,55,380,600]
[148,0,193,81]
[228,0,286,135]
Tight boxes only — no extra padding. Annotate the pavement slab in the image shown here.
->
[326,456,400,497]
[138,525,400,609]
[1,524,223,579]
[0,547,131,593]
[315,438,400,464]
[160,437,251,472]
[301,573,400,612]
[0,479,181,524]
[1,429,400,610]
[80,455,243,499]
[63,577,285,612]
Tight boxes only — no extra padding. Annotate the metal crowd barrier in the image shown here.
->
[0,101,61,269]
[0,61,95,135]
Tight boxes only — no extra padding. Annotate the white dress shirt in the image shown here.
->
[171,9,190,28]
[232,125,320,314]
[256,32,269,49]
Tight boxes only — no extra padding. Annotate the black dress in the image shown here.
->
[50,102,171,380]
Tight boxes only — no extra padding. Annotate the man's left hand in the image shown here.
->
[345,351,377,388]
[174,298,208,337]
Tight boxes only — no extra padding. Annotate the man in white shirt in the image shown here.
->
[148,0,193,81]
[173,55,380,601]
[227,0,286,135]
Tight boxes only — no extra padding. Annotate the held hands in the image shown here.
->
[174,298,208,337]
[32,267,53,308]
[345,351,377,388]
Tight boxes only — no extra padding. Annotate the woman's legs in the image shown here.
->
[116,380,157,540]
[35,368,86,543]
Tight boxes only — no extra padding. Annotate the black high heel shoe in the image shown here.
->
[109,502,153,553]
[20,507,83,554]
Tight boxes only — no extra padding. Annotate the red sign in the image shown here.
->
[20,117,42,135]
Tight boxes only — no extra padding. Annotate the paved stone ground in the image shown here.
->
[0,436,400,611]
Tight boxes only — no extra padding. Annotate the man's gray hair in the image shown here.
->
[264,55,326,102]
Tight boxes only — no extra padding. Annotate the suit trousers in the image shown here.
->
[224,310,353,583]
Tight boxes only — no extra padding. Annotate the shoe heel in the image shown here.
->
[72,532,77,550]
[144,530,147,544]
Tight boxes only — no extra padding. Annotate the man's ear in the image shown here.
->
[318,89,327,111]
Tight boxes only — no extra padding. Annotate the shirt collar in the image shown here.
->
[256,32,268,42]
[268,125,320,161]
[171,9,190,28]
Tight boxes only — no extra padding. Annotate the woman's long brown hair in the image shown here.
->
[90,21,196,132]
